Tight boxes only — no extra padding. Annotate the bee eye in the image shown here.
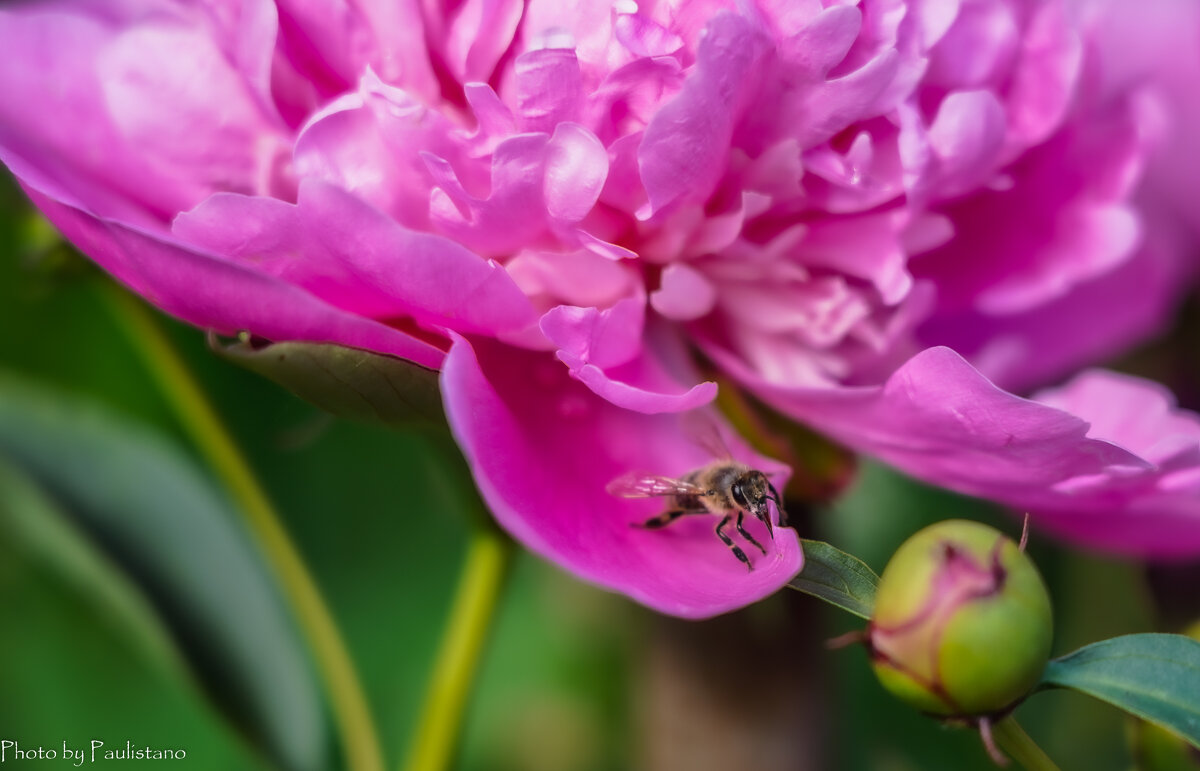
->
[731,484,748,507]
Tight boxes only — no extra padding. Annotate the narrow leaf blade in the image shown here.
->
[0,372,328,771]
[787,539,879,619]
[1040,633,1200,749]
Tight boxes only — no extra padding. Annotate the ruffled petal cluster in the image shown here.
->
[3,0,1199,616]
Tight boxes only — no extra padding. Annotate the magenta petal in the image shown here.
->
[292,70,465,230]
[1025,370,1200,557]
[442,336,801,618]
[30,190,444,369]
[541,302,718,414]
[918,235,1185,392]
[712,345,1149,501]
[1035,371,1200,470]
[638,13,769,214]
[541,299,644,370]
[513,47,585,134]
[174,180,536,335]
[0,2,284,223]
[441,0,524,83]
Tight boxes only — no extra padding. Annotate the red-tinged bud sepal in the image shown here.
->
[868,520,1053,718]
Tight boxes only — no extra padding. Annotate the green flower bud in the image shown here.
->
[868,519,1053,717]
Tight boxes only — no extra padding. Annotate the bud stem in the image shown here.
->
[992,715,1061,771]
[402,523,513,771]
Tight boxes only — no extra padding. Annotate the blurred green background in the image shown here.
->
[0,171,1182,770]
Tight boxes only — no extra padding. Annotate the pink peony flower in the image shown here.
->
[2,0,1198,616]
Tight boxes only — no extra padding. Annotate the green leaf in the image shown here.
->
[787,539,880,619]
[212,335,445,428]
[1039,633,1200,749]
[0,459,185,677]
[0,372,328,771]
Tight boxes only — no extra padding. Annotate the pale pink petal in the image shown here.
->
[651,263,718,321]
[428,134,554,257]
[1005,1,1082,148]
[923,90,1007,197]
[442,336,800,618]
[442,0,524,83]
[505,249,639,309]
[543,123,608,224]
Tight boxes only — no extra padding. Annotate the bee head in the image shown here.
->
[737,471,775,535]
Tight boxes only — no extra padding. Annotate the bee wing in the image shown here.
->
[681,412,734,461]
[605,472,705,498]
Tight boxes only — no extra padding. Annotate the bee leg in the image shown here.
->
[735,511,767,555]
[637,508,690,529]
[716,514,753,572]
[767,482,786,533]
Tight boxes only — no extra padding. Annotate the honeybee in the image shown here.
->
[606,462,786,572]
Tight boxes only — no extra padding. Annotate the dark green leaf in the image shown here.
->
[1039,633,1200,749]
[787,539,879,619]
[212,335,444,428]
[0,372,328,771]
[0,459,184,676]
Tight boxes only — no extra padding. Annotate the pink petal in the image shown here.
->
[541,298,644,370]
[650,263,718,321]
[29,189,444,369]
[1035,370,1200,470]
[0,2,285,224]
[1024,370,1200,557]
[173,180,536,335]
[710,345,1149,503]
[541,301,717,413]
[293,70,466,230]
[513,47,585,134]
[442,0,524,83]
[543,123,608,224]
[505,249,639,309]
[1005,1,1082,148]
[638,13,770,215]
[441,335,801,618]
[923,90,1007,198]
[428,134,554,257]
[911,101,1146,316]
[918,234,1185,392]
[614,11,684,58]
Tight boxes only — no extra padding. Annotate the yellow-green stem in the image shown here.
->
[103,286,385,771]
[402,525,512,771]
[993,715,1061,771]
